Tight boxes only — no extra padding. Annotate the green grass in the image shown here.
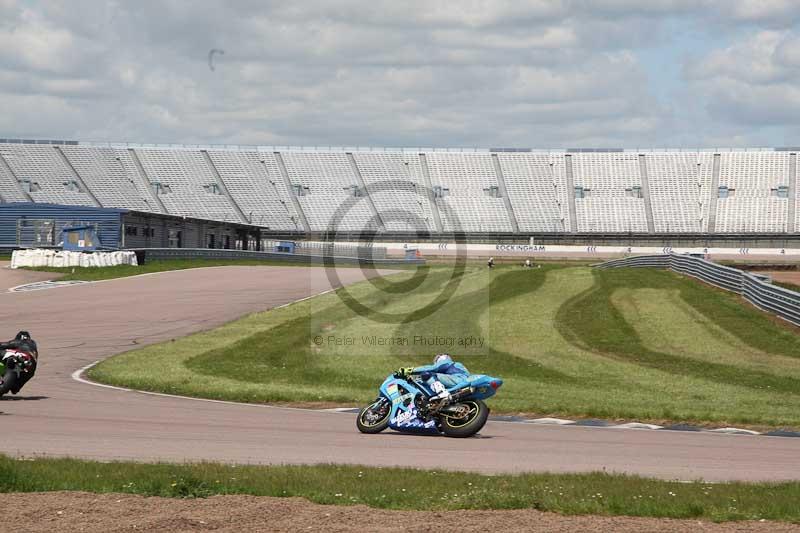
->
[22,258,364,282]
[90,264,800,427]
[1,455,798,521]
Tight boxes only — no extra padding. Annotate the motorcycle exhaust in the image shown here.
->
[449,387,473,402]
[437,387,474,413]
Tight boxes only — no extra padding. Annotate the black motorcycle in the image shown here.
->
[0,332,38,397]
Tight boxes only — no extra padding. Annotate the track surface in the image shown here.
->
[0,261,59,290]
[1,266,799,482]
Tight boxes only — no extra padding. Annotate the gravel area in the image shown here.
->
[7,492,799,533]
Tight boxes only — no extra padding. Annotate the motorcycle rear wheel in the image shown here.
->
[439,400,489,438]
[356,397,391,434]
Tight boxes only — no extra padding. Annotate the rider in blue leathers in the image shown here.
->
[395,354,468,401]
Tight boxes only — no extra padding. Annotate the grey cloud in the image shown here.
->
[0,0,798,148]
[686,30,800,129]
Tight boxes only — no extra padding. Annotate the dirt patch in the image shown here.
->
[758,271,800,286]
[6,492,797,533]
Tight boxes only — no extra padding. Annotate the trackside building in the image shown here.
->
[0,203,267,250]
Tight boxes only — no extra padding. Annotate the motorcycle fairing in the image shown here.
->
[379,376,439,433]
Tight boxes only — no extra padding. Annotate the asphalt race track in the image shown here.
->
[0,265,798,482]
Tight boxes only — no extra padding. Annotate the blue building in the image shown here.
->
[0,203,265,250]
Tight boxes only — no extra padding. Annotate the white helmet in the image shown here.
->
[433,353,452,366]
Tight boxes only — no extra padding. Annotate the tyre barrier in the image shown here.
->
[10,249,138,269]
[595,254,800,327]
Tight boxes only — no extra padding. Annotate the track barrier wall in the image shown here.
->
[132,247,421,267]
[596,254,800,327]
[269,241,387,260]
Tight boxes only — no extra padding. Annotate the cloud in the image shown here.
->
[0,0,797,147]
[717,0,800,26]
[686,30,800,129]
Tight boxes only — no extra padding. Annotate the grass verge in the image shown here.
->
[1,455,798,521]
[90,264,800,427]
[22,258,362,282]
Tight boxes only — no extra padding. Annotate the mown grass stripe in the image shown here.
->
[556,268,800,395]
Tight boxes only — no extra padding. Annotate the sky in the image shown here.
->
[1,0,800,149]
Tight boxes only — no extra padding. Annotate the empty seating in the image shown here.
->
[0,144,96,206]
[207,150,301,231]
[1,140,797,236]
[281,151,376,232]
[715,152,791,233]
[570,153,648,233]
[646,152,712,233]
[59,146,153,211]
[110,149,165,212]
[426,153,513,232]
[353,152,435,233]
[0,152,29,203]
[497,153,569,232]
[134,149,241,222]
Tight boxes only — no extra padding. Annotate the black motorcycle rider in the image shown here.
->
[0,331,38,395]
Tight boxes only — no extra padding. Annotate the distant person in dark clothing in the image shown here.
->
[487,257,494,269]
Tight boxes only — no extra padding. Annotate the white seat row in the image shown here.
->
[59,146,153,211]
[498,153,569,232]
[426,153,513,232]
[1,143,798,235]
[647,152,713,233]
[207,150,300,230]
[0,151,29,202]
[715,152,793,233]
[569,153,648,232]
[0,144,96,206]
[281,152,376,232]
[134,149,242,222]
[354,152,435,232]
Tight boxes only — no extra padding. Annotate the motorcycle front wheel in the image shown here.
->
[439,400,489,438]
[356,397,391,434]
[0,368,18,397]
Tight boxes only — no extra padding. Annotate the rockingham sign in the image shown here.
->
[495,244,548,252]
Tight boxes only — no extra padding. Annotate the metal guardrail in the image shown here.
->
[596,254,800,327]
[594,255,670,269]
[285,240,387,260]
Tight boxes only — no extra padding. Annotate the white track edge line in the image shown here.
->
[6,264,343,293]
[70,359,771,435]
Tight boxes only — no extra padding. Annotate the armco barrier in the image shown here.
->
[593,255,670,269]
[132,248,422,267]
[596,254,800,327]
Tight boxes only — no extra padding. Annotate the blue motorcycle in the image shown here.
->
[356,370,503,438]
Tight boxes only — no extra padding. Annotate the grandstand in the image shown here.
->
[0,140,798,241]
